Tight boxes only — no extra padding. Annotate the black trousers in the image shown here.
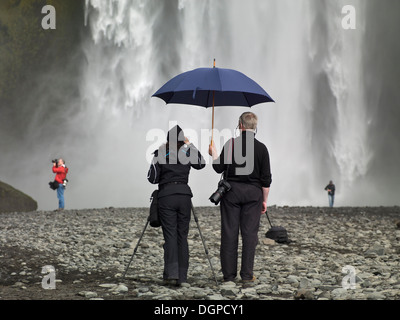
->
[220,182,263,281]
[158,194,192,283]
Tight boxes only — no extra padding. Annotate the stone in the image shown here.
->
[262,238,276,245]
[113,284,128,293]
[220,281,236,288]
[286,275,299,284]
[206,294,226,300]
[78,291,98,298]
[99,283,117,288]
[364,244,386,257]
[1,206,400,300]
[294,289,314,300]
[331,288,348,299]
[367,292,386,300]
[221,288,237,297]
[0,180,37,213]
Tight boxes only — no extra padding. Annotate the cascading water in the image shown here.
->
[81,0,372,208]
[313,1,371,187]
[1,0,399,210]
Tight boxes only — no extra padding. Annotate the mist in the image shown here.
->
[0,0,399,210]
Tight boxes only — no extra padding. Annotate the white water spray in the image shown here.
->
[76,0,374,208]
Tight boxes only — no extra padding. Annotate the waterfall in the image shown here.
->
[312,0,371,187]
[75,0,378,208]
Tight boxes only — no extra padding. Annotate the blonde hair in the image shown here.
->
[239,112,258,130]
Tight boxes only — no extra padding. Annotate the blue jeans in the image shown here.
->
[328,194,334,207]
[57,184,65,209]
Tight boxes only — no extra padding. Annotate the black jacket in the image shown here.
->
[212,131,272,189]
[325,183,335,195]
[148,143,205,197]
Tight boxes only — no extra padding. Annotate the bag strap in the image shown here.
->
[265,210,273,228]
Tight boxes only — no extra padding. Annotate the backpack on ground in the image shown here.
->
[265,211,291,244]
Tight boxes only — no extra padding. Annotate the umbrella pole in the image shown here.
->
[211,59,216,146]
[211,90,215,146]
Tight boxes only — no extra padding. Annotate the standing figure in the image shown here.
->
[148,125,205,286]
[52,158,68,210]
[208,112,272,282]
[324,180,336,207]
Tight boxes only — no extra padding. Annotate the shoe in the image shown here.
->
[241,275,256,282]
[176,281,190,288]
[162,279,178,286]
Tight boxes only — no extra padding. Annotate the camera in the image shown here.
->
[52,159,58,166]
[209,179,231,205]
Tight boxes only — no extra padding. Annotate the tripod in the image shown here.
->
[122,201,219,286]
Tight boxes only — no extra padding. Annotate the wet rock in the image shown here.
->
[0,180,37,213]
[294,289,314,300]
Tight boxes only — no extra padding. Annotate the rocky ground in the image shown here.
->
[1,206,400,302]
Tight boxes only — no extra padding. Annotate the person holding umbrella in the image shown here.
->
[208,112,272,282]
[148,125,206,286]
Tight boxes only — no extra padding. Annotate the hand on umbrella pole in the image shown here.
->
[208,142,218,160]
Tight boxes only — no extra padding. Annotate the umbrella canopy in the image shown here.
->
[152,66,274,107]
[152,61,274,143]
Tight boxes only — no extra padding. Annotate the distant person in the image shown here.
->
[324,180,335,207]
[147,125,206,286]
[208,112,272,282]
[52,158,68,210]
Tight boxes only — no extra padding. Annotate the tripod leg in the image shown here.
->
[122,218,150,280]
[191,202,219,286]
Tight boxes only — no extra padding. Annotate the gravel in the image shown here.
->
[1,205,400,300]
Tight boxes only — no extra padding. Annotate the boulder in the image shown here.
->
[0,180,37,213]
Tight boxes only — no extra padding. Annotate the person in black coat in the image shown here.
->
[208,112,272,282]
[324,180,336,207]
[148,125,205,285]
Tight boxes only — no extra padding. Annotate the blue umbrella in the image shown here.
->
[152,60,274,142]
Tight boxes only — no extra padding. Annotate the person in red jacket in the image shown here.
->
[52,158,68,210]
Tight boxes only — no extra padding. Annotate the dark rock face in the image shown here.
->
[0,180,37,213]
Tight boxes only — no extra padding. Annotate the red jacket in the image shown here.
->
[53,165,68,184]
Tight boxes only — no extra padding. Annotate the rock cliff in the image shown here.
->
[0,180,37,213]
